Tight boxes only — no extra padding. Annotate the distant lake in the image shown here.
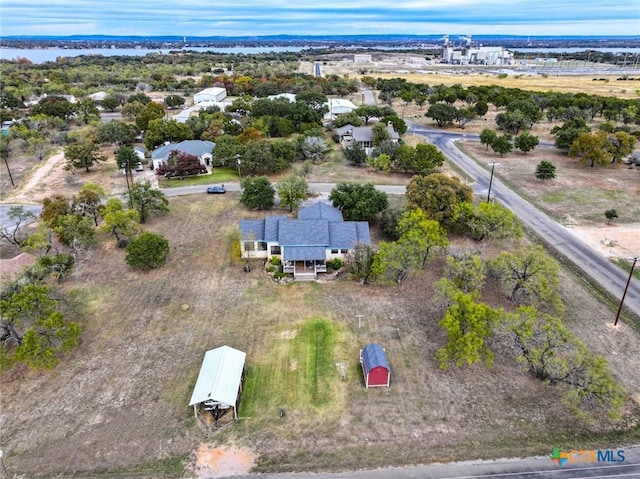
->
[0,45,314,64]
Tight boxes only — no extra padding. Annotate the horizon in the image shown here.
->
[1,1,639,38]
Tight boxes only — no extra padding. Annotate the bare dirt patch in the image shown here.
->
[187,444,257,478]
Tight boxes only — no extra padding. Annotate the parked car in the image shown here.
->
[135,162,144,172]
[207,185,226,194]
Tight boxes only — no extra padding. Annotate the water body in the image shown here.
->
[0,45,314,64]
[2,45,639,64]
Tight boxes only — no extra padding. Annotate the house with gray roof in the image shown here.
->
[151,140,214,170]
[335,122,400,154]
[239,201,371,281]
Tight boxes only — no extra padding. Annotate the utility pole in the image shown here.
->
[487,162,499,203]
[614,257,638,326]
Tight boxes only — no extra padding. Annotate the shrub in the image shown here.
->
[330,258,343,270]
[125,232,170,271]
[274,272,286,279]
[269,256,282,265]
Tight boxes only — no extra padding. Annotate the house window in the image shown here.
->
[243,241,255,251]
[340,249,349,254]
[257,242,267,251]
[271,246,281,255]
[331,249,339,254]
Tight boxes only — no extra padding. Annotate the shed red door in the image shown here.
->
[368,366,388,386]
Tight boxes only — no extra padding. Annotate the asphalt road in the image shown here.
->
[231,446,640,479]
[409,123,640,319]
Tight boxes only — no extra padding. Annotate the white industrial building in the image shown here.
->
[194,87,227,103]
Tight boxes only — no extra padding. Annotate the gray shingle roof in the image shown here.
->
[279,219,329,246]
[283,246,326,261]
[298,202,343,221]
[239,220,265,241]
[151,140,214,160]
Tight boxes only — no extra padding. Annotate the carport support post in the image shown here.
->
[614,256,637,326]
[356,314,363,329]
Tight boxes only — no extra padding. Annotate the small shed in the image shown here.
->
[360,343,390,388]
[189,345,246,429]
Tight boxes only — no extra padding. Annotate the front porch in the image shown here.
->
[283,260,327,281]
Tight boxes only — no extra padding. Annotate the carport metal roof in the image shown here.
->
[189,345,246,407]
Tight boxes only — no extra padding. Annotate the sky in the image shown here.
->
[1,0,639,38]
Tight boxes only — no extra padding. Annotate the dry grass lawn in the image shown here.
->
[2,195,639,478]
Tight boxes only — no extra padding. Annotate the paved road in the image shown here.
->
[160,182,407,197]
[408,122,640,318]
[0,203,42,232]
[230,446,640,479]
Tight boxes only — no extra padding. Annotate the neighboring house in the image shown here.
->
[151,140,214,170]
[267,93,296,102]
[88,91,107,101]
[239,201,371,281]
[194,87,227,103]
[323,98,356,122]
[133,146,146,161]
[335,122,400,154]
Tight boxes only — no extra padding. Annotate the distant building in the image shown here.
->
[441,45,513,66]
[354,54,372,63]
[194,87,227,103]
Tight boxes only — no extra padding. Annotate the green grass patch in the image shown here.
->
[158,167,238,188]
[240,317,340,418]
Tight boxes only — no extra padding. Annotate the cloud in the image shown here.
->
[1,0,639,36]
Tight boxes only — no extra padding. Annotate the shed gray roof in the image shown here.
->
[361,343,389,374]
[336,123,400,143]
[189,345,246,407]
[151,140,214,160]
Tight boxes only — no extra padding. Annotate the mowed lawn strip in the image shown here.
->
[241,317,341,418]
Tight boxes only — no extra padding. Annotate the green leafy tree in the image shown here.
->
[495,110,528,135]
[52,214,97,256]
[396,209,448,268]
[535,160,556,180]
[436,292,503,369]
[367,152,391,173]
[144,118,194,151]
[488,245,563,314]
[344,143,368,166]
[211,134,243,166]
[506,306,625,419]
[372,239,421,285]
[135,101,166,131]
[329,182,388,221]
[454,201,522,242]
[276,174,308,212]
[372,122,391,146]
[125,232,170,271]
[406,173,473,228]
[0,284,81,370]
[116,145,140,199]
[75,97,100,124]
[490,134,513,157]
[127,179,169,223]
[454,106,477,128]
[240,176,275,210]
[94,121,138,148]
[64,141,107,173]
[100,198,141,246]
[604,209,618,224]
[514,131,539,154]
[568,131,611,167]
[552,119,590,151]
[164,94,185,109]
[426,103,457,127]
[344,244,377,284]
[606,131,636,163]
[442,251,486,294]
[480,128,498,149]
[73,183,105,226]
[354,104,383,125]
